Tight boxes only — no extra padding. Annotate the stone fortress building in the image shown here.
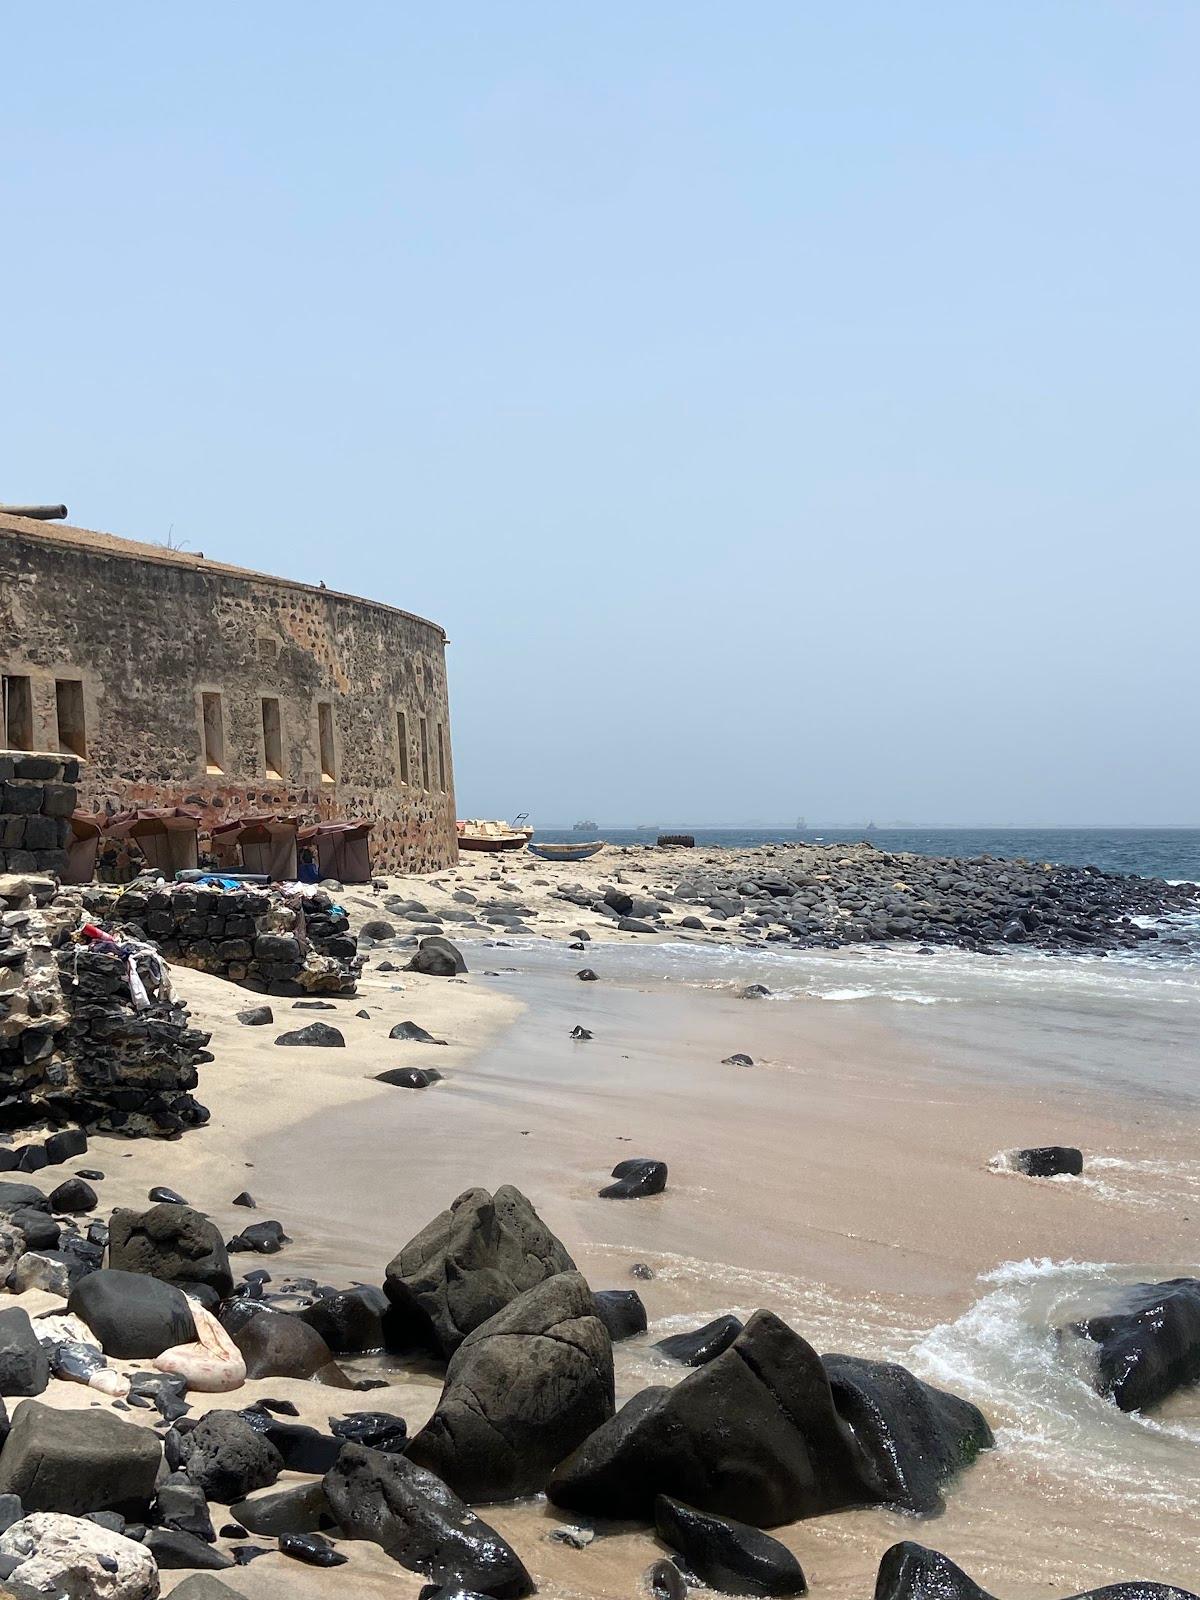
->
[0,508,458,872]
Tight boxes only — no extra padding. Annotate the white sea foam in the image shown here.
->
[912,1259,1200,1506]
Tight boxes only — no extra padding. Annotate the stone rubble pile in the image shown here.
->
[0,1181,1186,1600]
[0,751,78,878]
[553,842,1200,955]
[0,874,212,1147]
[85,883,362,996]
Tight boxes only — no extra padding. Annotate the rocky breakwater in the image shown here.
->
[0,750,78,878]
[86,882,362,996]
[554,842,1200,955]
[0,873,212,1147]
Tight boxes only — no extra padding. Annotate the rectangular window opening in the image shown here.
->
[201,691,225,773]
[396,710,410,785]
[436,722,447,792]
[318,701,336,781]
[2,674,33,751]
[55,679,87,757]
[419,715,431,790]
[261,697,283,779]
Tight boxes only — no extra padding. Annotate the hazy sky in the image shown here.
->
[4,5,1198,825]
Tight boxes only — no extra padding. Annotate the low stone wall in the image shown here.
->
[88,882,362,995]
[0,751,77,876]
[0,874,212,1145]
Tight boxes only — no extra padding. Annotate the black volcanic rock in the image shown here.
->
[323,1444,533,1598]
[384,1185,576,1358]
[1062,1278,1200,1413]
[548,1309,991,1526]
[406,1272,614,1502]
[655,1496,807,1597]
[656,1314,743,1366]
[874,1541,1197,1600]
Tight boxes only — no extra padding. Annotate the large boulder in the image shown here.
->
[384,1185,576,1357]
[323,1444,532,1598]
[230,1307,349,1384]
[407,1272,615,1502]
[874,1541,1197,1600]
[406,936,467,977]
[655,1496,807,1597]
[68,1270,196,1359]
[178,1412,283,1503]
[547,1310,992,1526]
[656,1315,743,1367]
[0,1308,50,1396]
[0,1401,162,1516]
[297,1285,389,1353]
[1061,1278,1200,1413]
[107,1205,232,1298]
[0,1511,159,1600]
[592,1289,647,1343]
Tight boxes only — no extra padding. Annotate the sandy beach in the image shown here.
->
[11,845,1195,1599]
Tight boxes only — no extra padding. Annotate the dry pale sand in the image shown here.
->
[20,850,1200,1599]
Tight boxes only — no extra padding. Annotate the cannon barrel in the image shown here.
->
[0,504,68,521]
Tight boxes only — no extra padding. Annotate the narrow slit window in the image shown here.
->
[436,722,447,792]
[419,715,431,790]
[2,675,33,750]
[318,701,336,781]
[55,679,86,757]
[201,692,225,773]
[261,697,283,779]
[396,710,410,785]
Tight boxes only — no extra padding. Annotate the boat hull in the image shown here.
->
[527,841,604,862]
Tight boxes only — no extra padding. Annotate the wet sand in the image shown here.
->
[32,859,1200,1598]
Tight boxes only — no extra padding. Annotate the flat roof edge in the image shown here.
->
[0,511,447,640]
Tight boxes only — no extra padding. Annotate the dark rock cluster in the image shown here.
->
[0,878,211,1143]
[554,843,1200,955]
[0,753,77,877]
[87,881,362,995]
[0,1175,1188,1599]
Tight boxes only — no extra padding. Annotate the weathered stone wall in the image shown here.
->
[0,752,78,876]
[85,882,362,995]
[0,513,458,872]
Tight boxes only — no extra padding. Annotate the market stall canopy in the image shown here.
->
[104,806,202,874]
[211,813,302,880]
[63,812,105,884]
[297,819,374,883]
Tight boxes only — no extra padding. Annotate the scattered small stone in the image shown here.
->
[148,1186,188,1205]
[227,1221,289,1255]
[231,1192,256,1209]
[360,921,397,941]
[274,1023,345,1048]
[577,969,599,982]
[48,1178,98,1214]
[646,1557,689,1600]
[279,1531,347,1566]
[237,1006,274,1027]
[1011,1146,1083,1178]
[722,1053,754,1068]
[570,1026,593,1040]
[77,1170,104,1182]
[292,1000,337,1010]
[549,1525,595,1549]
[740,984,771,999]
[375,1068,441,1089]
[655,1315,744,1367]
[630,1262,655,1281]
[389,1021,447,1044]
[599,1158,668,1199]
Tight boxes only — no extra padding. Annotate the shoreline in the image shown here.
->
[6,850,1198,1600]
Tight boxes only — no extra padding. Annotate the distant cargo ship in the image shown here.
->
[573,819,598,832]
